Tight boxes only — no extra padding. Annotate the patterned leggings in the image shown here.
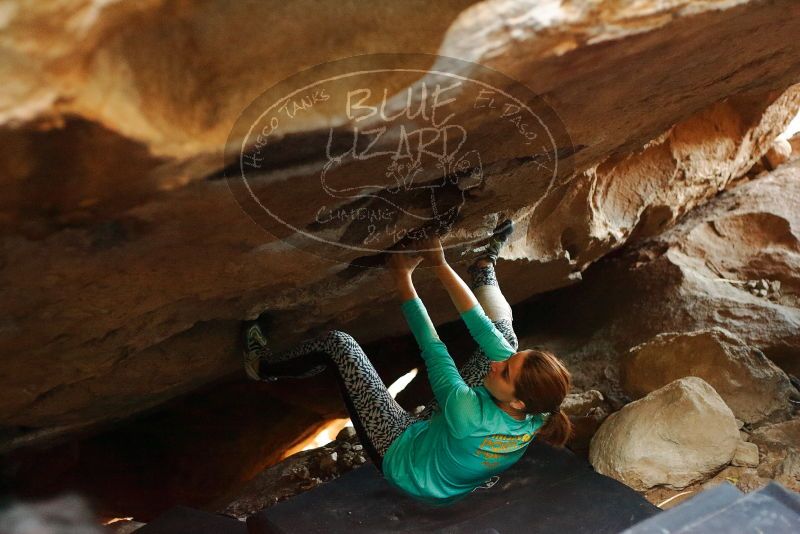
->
[257,262,518,471]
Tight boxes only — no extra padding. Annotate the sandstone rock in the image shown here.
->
[749,418,800,457]
[2,0,800,449]
[790,132,800,158]
[522,158,800,396]
[589,377,739,491]
[748,417,800,492]
[702,465,768,494]
[732,441,760,468]
[765,138,793,169]
[621,328,794,423]
[561,389,604,417]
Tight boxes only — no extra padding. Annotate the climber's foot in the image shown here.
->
[473,218,514,266]
[242,320,277,382]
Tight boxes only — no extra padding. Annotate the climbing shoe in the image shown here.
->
[242,320,276,382]
[469,218,514,265]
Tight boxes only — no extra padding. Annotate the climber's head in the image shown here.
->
[483,348,573,447]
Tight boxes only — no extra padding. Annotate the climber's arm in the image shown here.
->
[417,236,478,313]
[421,237,515,361]
[433,263,479,313]
[400,296,473,409]
[388,247,422,302]
[385,244,469,404]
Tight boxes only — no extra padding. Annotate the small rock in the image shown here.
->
[703,465,766,493]
[561,390,605,416]
[731,441,759,468]
[352,444,363,451]
[282,464,311,481]
[318,452,338,475]
[765,138,792,168]
[335,426,357,442]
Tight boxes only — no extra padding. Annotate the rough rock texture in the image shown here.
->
[765,138,793,168]
[561,389,609,455]
[702,465,769,494]
[790,133,800,158]
[621,328,795,423]
[2,0,800,448]
[217,426,367,521]
[518,156,800,398]
[731,441,760,468]
[589,377,740,491]
[748,417,800,492]
[561,389,605,416]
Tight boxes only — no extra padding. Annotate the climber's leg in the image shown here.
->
[255,330,419,471]
[468,258,515,325]
[415,259,519,420]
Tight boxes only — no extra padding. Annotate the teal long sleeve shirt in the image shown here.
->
[382,297,545,506]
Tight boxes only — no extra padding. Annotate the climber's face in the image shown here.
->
[483,351,527,409]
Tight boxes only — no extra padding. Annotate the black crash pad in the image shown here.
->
[136,505,246,534]
[247,441,660,533]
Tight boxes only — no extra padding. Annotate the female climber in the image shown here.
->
[241,221,573,506]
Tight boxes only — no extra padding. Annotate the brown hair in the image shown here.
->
[513,348,573,447]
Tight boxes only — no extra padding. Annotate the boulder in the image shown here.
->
[589,377,740,491]
[620,328,794,423]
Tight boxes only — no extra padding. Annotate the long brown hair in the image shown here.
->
[513,348,572,447]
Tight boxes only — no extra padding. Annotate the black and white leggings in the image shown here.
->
[256,262,518,471]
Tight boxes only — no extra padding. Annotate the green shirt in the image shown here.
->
[382,297,545,506]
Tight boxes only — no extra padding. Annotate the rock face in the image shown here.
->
[749,417,800,492]
[2,0,800,449]
[520,156,800,397]
[621,328,795,424]
[589,377,740,491]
